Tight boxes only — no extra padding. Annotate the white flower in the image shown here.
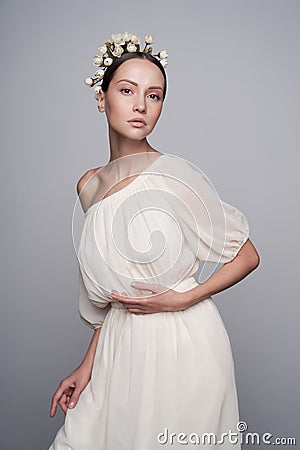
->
[92,55,103,66]
[113,44,124,57]
[94,69,105,79]
[116,34,123,44]
[111,33,121,44]
[98,44,107,54]
[159,50,168,59]
[104,57,113,66]
[127,43,137,52]
[160,58,168,68]
[84,77,94,86]
[94,85,102,99]
[112,33,125,45]
[130,34,139,44]
[122,32,131,42]
[145,35,154,44]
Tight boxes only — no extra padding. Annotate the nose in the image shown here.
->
[133,94,146,114]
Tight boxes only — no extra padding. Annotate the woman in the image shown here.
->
[48,32,260,449]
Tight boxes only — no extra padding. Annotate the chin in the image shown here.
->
[122,130,151,140]
[110,124,153,140]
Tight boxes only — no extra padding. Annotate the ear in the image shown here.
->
[97,90,105,113]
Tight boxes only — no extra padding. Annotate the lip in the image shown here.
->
[127,117,147,127]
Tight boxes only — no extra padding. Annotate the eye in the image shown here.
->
[120,88,133,95]
[148,93,161,101]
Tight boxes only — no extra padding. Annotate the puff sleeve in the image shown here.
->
[161,156,250,265]
[78,269,111,329]
[212,199,250,263]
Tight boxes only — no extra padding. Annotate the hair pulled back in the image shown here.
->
[101,52,167,101]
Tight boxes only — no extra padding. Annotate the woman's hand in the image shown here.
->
[49,363,92,417]
[107,282,190,314]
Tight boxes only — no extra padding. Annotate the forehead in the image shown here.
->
[112,59,164,87]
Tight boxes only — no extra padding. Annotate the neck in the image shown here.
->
[107,127,158,163]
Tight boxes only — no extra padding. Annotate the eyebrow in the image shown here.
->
[116,78,163,91]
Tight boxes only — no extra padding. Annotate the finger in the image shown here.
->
[127,308,148,314]
[68,388,82,410]
[50,382,75,417]
[50,394,59,416]
[108,289,121,300]
[65,390,73,405]
[50,402,58,417]
[50,389,64,417]
[59,393,68,415]
[116,296,147,306]
[65,387,75,397]
[109,292,142,302]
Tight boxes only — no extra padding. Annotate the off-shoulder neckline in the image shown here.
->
[84,153,167,216]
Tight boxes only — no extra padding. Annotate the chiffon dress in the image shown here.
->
[49,152,250,450]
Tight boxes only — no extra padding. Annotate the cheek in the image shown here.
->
[149,104,162,121]
[106,102,125,121]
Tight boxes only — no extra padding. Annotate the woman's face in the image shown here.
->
[98,58,165,140]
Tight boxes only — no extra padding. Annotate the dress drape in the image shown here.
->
[49,153,249,449]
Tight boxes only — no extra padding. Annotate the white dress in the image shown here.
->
[49,153,250,450]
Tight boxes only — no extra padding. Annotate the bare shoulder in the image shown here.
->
[77,166,103,195]
[76,166,103,213]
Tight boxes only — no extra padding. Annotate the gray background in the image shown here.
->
[1,1,299,449]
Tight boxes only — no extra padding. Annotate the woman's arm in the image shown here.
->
[49,327,102,417]
[185,238,260,307]
[109,238,260,313]
[81,326,101,368]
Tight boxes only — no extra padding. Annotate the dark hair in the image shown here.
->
[101,52,167,101]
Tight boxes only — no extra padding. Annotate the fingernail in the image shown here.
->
[69,402,75,409]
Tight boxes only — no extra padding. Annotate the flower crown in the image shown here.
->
[84,32,168,100]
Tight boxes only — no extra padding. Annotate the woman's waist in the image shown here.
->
[110,276,200,309]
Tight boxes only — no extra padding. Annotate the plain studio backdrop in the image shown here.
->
[1,1,299,449]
